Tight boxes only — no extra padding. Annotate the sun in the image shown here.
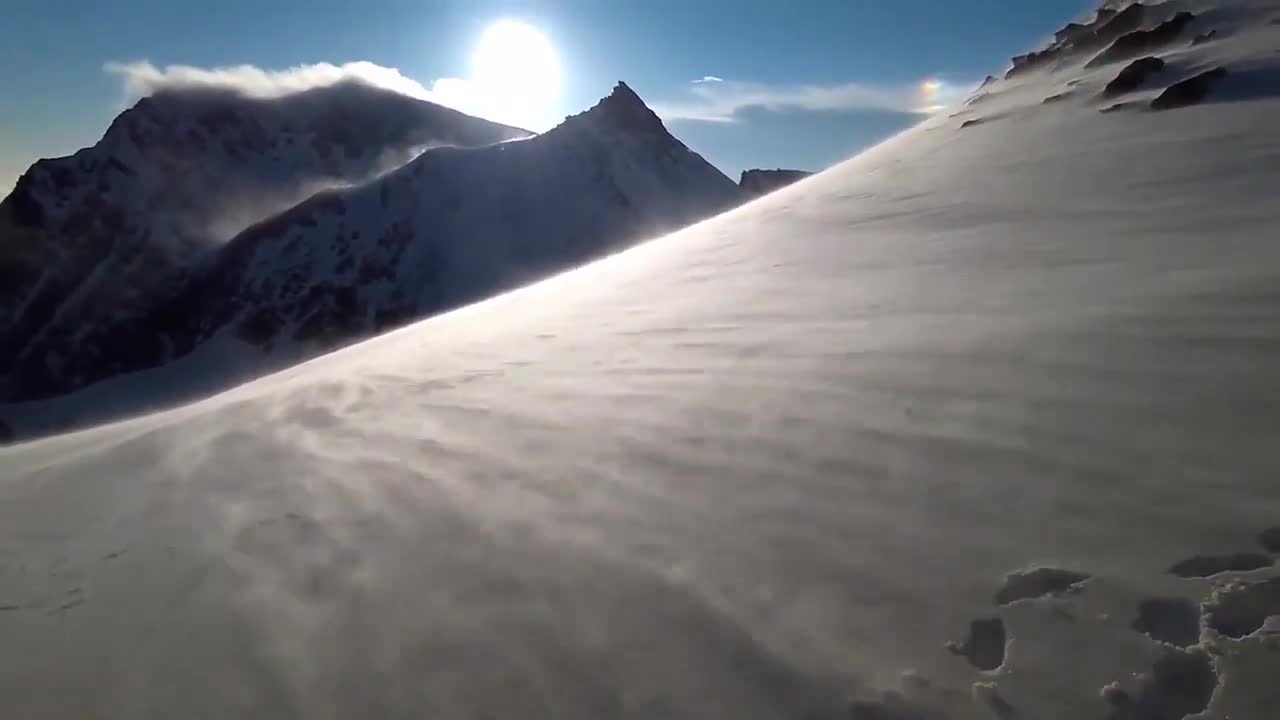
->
[471,20,561,130]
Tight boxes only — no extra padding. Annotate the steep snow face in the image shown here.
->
[0,80,529,402]
[2,82,741,434]
[2,2,1280,719]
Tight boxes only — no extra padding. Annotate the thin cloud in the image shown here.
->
[651,77,972,123]
[104,60,444,101]
[694,75,724,83]
[102,60,531,128]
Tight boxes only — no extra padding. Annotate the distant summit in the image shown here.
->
[571,82,669,136]
[739,169,813,198]
[0,81,528,405]
[1,80,740,436]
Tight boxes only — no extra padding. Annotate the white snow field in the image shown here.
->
[4,1,1280,718]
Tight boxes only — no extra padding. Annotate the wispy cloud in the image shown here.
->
[651,77,972,123]
[104,60,446,101]
[102,60,545,130]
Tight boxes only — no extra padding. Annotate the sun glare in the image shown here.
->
[471,20,561,130]
[918,78,948,113]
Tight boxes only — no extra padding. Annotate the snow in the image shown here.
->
[2,82,739,427]
[0,80,528,403]
[3,1,1280,718]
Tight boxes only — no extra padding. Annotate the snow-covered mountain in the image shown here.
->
[0,83,739,429]
[4,1,1280,719]
[0,80,530,403]
[139,82,740,379]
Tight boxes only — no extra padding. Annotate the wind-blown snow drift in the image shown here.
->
[3,1,1280,718]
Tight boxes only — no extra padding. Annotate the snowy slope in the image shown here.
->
[3,1,1280,718]
[0,80,529,402]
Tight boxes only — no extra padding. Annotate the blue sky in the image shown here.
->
[1,0,1093,192]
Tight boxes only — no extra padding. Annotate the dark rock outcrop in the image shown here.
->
[1087,12,1197,67]
[1103,56,1167,96]
[1094,3,1149,45]
[739,169,813,198]
[1151,67,1229,110]
[1006,3,1148,78]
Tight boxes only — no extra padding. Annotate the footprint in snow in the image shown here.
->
[994,567,1091,606]
[1130,596,1201,648]
[946,617,1007,672]
[1166,552,1273,578]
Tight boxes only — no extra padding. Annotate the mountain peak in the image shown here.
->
[568,80,669,137]
[608,81,644,104]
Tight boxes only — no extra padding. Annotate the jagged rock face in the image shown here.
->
[1103,56,1167,96]
[3,82,741,414]
[739,169,813,198]
[1087,11,1197,67]
[0,81,530,402]
[1006,3,1151,78]
[1151,67,1229,109]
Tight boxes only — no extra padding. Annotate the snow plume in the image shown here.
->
[652,77,973,123]
[104,60,448,101]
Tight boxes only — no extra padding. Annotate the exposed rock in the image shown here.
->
[1103,56,1167,96]
[1150,67,1229,110]
[1055,22,1095,46]
[1094,3,1148,45]
[1006,49,1056,79]
[739,169,813,198]
[1006,3,1148,78]
[1088,12,1197,67]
